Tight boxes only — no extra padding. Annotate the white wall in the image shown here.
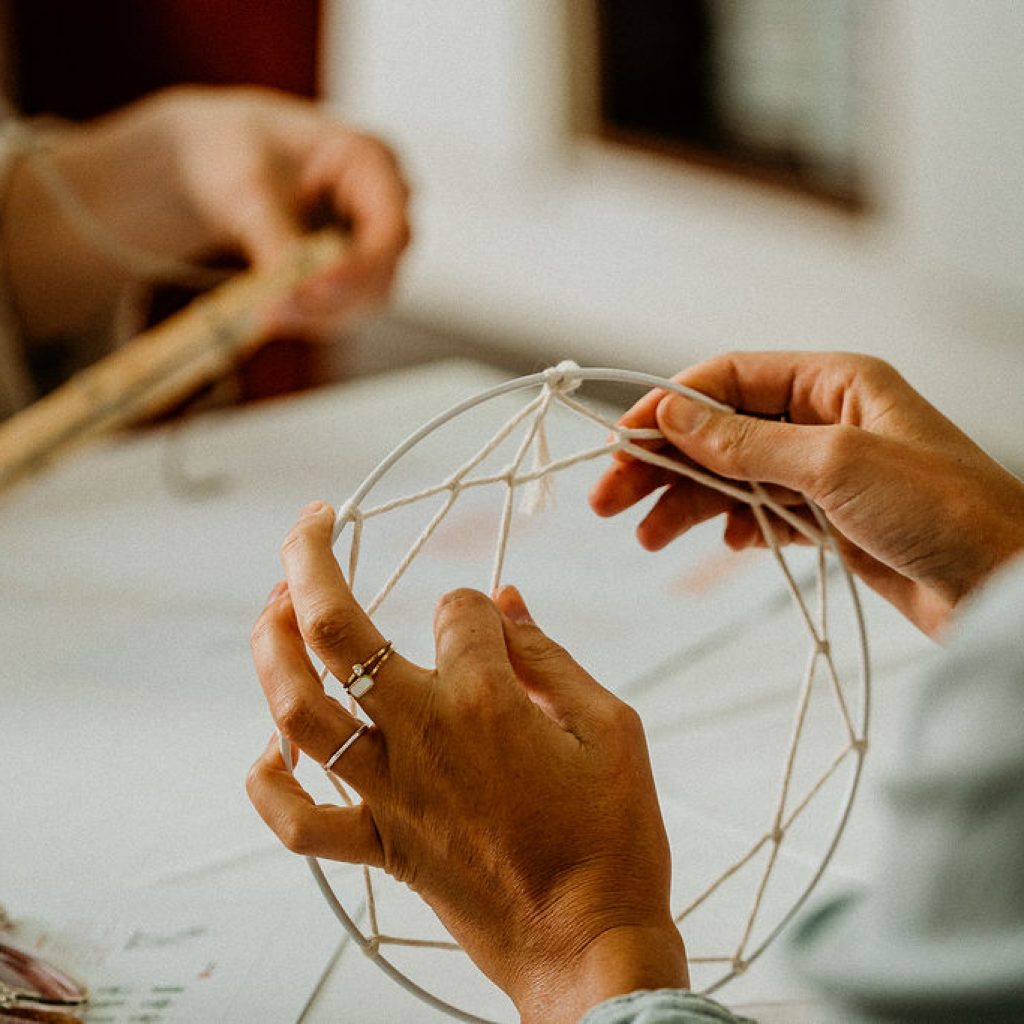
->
[323,1,1023,464]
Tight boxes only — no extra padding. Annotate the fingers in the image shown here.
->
[591,351,909,516]
[430,587,617,739]
[328,135,411,274]
[250,123,412,334]
[494,586,616,733]
[654,392,839,495]
[721,506,815,550]
[296,131,411,301]
[635,477,737,551]
[589,458,672,518]
[247,737,383,863]
[251,583,384,791]
[230,169,304,268]
[591,419,806,550]
[432,588,517,700]
[279,502,429,721]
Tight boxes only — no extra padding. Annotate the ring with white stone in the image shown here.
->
[345,640,393,699]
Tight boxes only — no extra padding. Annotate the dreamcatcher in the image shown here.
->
[282,362,870,1022]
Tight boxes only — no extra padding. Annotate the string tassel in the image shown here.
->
[520,360,580,515]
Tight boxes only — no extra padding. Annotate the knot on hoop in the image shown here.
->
[521,360,581,516]
[363,936,382,957]
[337,500,360,523]
[333,502,363,543]
[542,359,582,395]
[731,957,748,975]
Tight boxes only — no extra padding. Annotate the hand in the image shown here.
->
[160,86,412,336]
[247,502,688,1024]
[589,351,1024,636]
[4,86,411,341]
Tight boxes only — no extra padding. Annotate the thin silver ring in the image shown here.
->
[324,723,369,771]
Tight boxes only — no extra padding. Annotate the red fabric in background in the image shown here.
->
[12,0,320,117]
[11,0,325,402]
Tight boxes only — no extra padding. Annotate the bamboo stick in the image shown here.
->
[0,228,347,495]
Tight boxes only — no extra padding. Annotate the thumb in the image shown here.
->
[656,393,835,495]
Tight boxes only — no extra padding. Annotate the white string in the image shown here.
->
[297,364,870,1020]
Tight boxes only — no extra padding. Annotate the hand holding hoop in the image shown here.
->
[248,362,871,1021]
[248,502,688,1023]
[591,351,1024,636]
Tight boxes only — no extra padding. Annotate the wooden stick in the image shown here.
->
[0,228,347,496]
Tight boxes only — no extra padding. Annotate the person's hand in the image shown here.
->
[247,502,688,1024]
[159,86,411,336]
[4,86,411,341]
[589,352,1024,636]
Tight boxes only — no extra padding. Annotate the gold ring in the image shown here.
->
[346,640,393,699]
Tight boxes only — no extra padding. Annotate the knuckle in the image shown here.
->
[594,695,644,736]
[347,130,381,156]
[279,526,306,561]
[827,352,906,398]
[459,650,511,694]
[343,131,403,180]
[277,815,316,856]
[613,699,644,733]
[812,425,863,502]
[244,760,264,800]
[521,629,571,668]
[249,610,274,651]
[821,424,861,474]
[275,692,319,746]
[358,131,402,168]
[707,416,758,475]
[300,603,351,652]
[454,683,494,722]
[457,681,517,733]
[848,353,897,384]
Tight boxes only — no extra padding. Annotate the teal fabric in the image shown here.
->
[785,557,1024,1021]
[580,558,1024,1024]
[579,989,755,1024]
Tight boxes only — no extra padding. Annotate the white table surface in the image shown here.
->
[1,359,934,1023]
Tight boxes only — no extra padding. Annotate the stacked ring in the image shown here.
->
[344,640,393,699]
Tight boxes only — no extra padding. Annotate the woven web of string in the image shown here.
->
[317,362,867,978]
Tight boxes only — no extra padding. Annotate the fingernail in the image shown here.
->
[301,500,326,517]
[498,585,533,625]
[660,395,713,434]
[266,580,288,604]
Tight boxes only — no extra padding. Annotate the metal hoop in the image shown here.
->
[299,366,870,1023]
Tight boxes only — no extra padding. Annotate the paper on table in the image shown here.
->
[4,882,342,1024]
